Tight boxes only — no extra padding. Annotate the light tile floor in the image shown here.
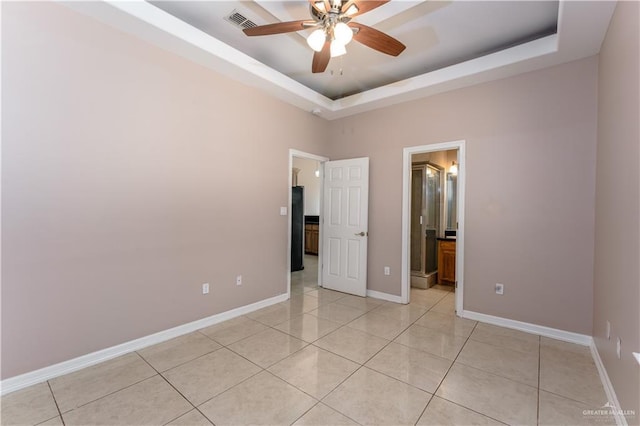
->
[2,256,615,425]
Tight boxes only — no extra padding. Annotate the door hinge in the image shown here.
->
[455,281,458,288]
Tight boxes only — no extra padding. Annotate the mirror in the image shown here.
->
[446,173,457,230]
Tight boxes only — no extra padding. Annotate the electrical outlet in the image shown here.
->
[616,337,621,359]
[495,283,504,295]
[202,283,209,294]
[606,321,611,340]
[384,266,390,276]
[236,275,242,286]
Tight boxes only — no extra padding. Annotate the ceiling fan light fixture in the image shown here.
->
[330,39,347,57]
[334,22,353,45]
[314,1,326,13]
[307,29,326,52]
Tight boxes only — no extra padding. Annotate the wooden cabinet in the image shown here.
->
[305,224,319,255]
[438,239,456,285]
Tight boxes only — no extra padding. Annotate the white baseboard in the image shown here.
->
[367,289,403,304]
[590,342,629,426]
[460,310,593,346]
[0,293,289,396]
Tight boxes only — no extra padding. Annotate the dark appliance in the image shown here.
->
[291,186,304,272]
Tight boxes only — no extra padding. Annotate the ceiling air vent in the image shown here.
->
[224,10,257,30]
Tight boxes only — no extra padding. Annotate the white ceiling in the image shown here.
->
[62,1,617,120]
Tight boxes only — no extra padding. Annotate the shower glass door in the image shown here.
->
[410,164,441,277]
[410,167,424,273]
[424,166,440,275]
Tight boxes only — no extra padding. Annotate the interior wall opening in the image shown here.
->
[410,150,458,292]
[288,150,328,297]
[401,141,465,313]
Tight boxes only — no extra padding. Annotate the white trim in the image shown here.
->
[366,289,403,304]
[401,141,465,307]
[460,309,592,346]
[288,150,329,296]
[590,343,629,426]
[0,293,288,396]
[455,145,466,315]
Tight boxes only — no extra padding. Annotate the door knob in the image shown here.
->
[354,231,367,236]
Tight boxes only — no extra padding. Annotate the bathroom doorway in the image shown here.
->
[401,141,465,314]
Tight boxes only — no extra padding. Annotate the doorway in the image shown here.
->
[288,150,329,298]
[401,141,465,314]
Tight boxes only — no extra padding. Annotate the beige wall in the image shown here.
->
[328,57,599,334]
[1,3,327,379]
[594,0,640,418]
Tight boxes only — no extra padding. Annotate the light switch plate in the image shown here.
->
[280,207,287,216]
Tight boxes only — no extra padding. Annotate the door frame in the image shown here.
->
[287,149,329,298]
[401,140,466,314]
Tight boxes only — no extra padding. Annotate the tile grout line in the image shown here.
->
[413,310,479,424]
[289,401,364,426]
[418,296,531,425]
[431,330,540,425]
[137,346,268,426]
[49,358,160,416]
[195,291,344,420]
[411,288,474,424]
[143,337,224,375]
[315,309,417,415]
[186,317,312,411]
[175,305,334,424]
[537,334,542,425]
[135,351,204,425]
[189,367,265,413]
[137,346,280,425]
[427,395,510,426]
[310,293,448,424]
[46,380,66,426]
[421,314,519,425]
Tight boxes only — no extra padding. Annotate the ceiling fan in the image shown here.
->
[243,0,406,73]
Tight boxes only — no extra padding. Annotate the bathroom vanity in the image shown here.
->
[437,238,456,285]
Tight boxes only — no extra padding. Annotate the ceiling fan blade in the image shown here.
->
[312,42,331,73]
[342,0,389,17]
[349,22,406,56]
[243,20,312,36]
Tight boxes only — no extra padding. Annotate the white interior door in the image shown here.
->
[322,157,369,297]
